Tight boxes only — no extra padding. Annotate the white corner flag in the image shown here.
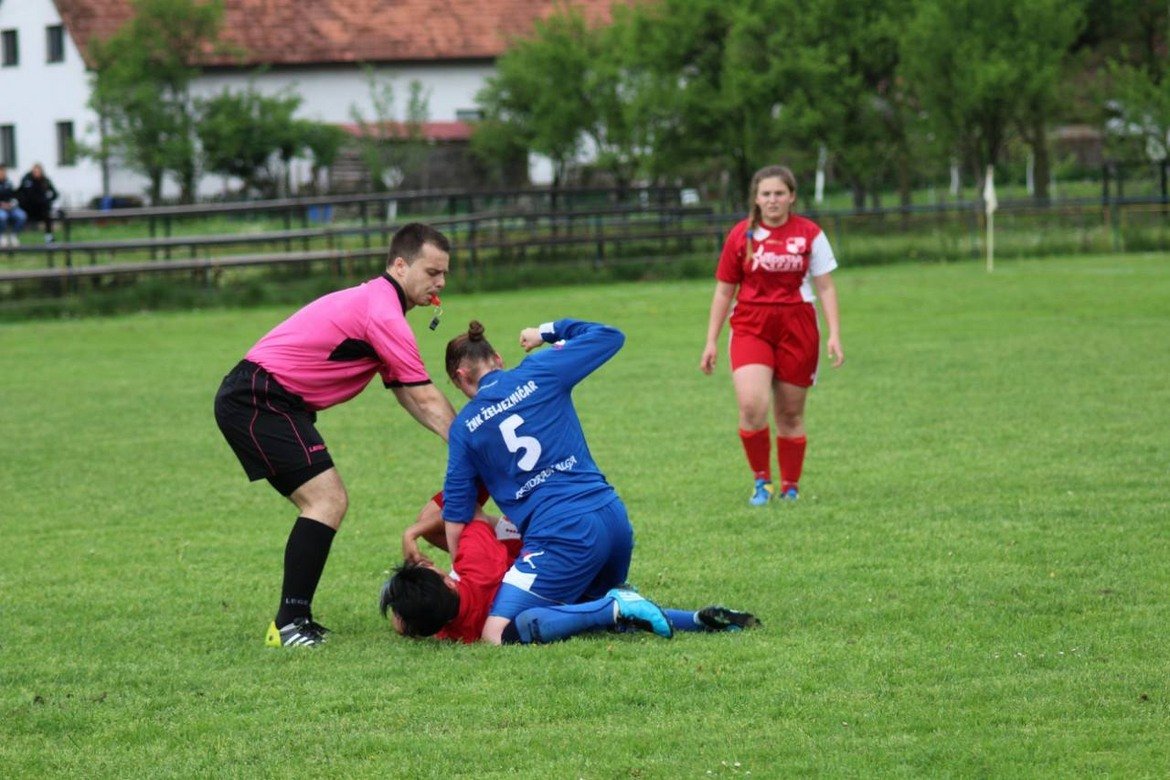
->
[983,165,997,272]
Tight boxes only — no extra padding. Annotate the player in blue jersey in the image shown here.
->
[441,318,669,644]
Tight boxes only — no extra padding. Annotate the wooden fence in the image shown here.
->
[3,191,1169,297]
[0,201,719,294]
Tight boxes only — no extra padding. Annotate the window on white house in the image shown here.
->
[455,109,484,122]
[57,121,76,166]
[1,29,17,67]
[46,25,64,64]
[0,125,16,168]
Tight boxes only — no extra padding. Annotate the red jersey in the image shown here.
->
[436,521,521,644]
[245,274,431,411]
[715,215,837,306]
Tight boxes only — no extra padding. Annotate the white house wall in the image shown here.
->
[0,0,106,208]
[194,65,493,128]
[1,1,549,205]
[190,63,499,198]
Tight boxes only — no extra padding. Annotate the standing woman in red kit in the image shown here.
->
[699,165,844,505]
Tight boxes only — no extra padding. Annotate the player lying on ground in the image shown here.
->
[381,497,760,644]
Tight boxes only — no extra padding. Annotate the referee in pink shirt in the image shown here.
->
[214,222,456,647]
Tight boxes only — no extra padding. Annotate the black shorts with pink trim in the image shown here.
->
[214,360,334,496]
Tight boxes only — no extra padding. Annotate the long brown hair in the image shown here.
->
[744,165,797,264]
[445,320,497,381]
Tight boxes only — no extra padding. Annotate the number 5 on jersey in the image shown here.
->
[500,414,541,471]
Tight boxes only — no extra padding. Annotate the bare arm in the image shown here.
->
[401,498,445,565]
[402,495,500,564]
[392,383,456,441]
[700,281,737,374]
[813,272,844,367]
[444,520,466,562]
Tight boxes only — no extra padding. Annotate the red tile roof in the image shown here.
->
[54,0,623,68]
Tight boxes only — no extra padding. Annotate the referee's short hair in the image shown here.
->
[389,222,450,264]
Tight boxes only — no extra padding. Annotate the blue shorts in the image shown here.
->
[489,498,633,621]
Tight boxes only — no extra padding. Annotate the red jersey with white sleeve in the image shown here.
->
[716,215,837,305]
[244,274,431,411]
[436,520,522,644]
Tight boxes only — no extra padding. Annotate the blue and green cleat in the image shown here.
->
[749,478,775,506]
[779,486,799,501]
[608,587,673,638]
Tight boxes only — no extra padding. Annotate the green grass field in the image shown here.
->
[2,253,1168,777]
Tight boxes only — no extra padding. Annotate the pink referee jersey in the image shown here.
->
[716,215,837,305]
[245,274,431,411]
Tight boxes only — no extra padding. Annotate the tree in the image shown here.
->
[900,0,1085,200]
[1006,0,1088,202]
[197,86,300,197]
[1092,1,1170,164]
[579,14,646,190]
[618,0,755,198]
[475,9,597,187]
[468,117,530,188]
[1104,59,1170,162]
[1077,0,1167,72]
[88,0,224,203]
[758,0,922,208]
[349,67,431,191]
[714,0,875,205]
[299,122,350,195]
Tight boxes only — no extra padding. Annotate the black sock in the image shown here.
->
[274,516,336,627]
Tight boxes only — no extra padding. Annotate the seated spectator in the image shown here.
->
[0,165,27,248]
[17,163,59,244]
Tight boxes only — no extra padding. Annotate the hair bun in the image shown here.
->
[467,321,485,341]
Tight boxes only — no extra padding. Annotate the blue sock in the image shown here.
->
[664,608,704,632]
[513,598,616,644]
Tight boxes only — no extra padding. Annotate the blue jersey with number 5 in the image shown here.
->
[443,319,623,533]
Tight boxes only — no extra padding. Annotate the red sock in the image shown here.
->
[739,427,771,481]
[777,435,807,491]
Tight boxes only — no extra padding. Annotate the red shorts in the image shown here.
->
[728,302,820,387]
